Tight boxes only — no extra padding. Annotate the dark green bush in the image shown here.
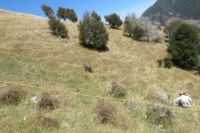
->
[79,12,108,50]
[132,25,145,41]
[48,18,68,39]
[41,5,54,18]
[67,9,78,22]
[57,7,78,22]
[105,13,122,29]
[57,7,68,21]
[163,58,173,68]
[168,23,200,70]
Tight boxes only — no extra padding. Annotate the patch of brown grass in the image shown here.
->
[94,99,127,127]
[0,86,26,105]
[31,113,59,129]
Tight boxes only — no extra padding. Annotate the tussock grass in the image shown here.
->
[0,10,200,132]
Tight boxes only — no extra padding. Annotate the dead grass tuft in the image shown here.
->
[32,114,59,129]
[94,99,127,127]
[38,92,59,110]
[0,87,26,105]
[110,82,127,98]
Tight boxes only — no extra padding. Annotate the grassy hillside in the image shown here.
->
[0,10,200,133]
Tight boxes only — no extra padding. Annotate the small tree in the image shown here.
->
[124,13,137,37]
[165,19,183,39]
[41,5,54,18]
[79,12,108,50]
[105,13,122,29]
[67,9,78,22]
[49,18,68,39]
[57,7,68,21]
[168,23,200,70]
[132,25,145,41]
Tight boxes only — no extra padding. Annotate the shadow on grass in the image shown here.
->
[80,44,109,52]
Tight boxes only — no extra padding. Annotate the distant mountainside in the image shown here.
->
[142,0,200,24]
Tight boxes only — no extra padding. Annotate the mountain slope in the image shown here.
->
[1,10,200,132]
[142,0,200,24]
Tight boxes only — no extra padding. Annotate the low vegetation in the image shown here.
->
[48,18,68,39]
[38,92,59,110]
[105,13,123,29]
[0,87,26,105]
[110,82,127,98]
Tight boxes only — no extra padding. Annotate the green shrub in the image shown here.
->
[57,7,68,21]
[168,23,200,70]
[105,13,123,29]
[132,25,145,41]
[79,12,108,50]
[41,5,54,18]
[57,7,78,22]
[48,18,68,39]
[67,9,78,22]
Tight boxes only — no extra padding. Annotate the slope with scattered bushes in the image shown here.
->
[0,10,200,132]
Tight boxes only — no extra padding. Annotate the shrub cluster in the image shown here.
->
[105,13,123,29]
[41,5,69,39]
[124,14,161,42]
[167,22,200,70]
[48,18,68,39]
[79,12,108,50]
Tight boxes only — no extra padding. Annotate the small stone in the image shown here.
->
[31,96,39,103]
[61,119,72,128]
[127,101,139,110]
[155,91,169,102]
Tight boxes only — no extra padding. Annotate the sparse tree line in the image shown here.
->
[42,5,200,72]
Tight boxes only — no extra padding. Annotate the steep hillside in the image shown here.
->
[142,0,200,24]
[0,10,200,132]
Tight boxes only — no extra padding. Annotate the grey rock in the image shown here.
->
[155,90,169,102]
[127,101,139,110]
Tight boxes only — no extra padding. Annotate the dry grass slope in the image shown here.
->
[0,10,200,132]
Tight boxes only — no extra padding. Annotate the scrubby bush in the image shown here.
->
[167,23,200,70]
[110,82,127,98]
[124,13,137,37]
[146,103,174,126]
[57,7,78,22]
[67,9,78,22]
[163,58,173,68]
[124,15,160,42]
[38,92,59,110]
[91,11,101,21]
[95,100,118,124]
[165,19,183,39]
[105,13,123,29]
[132,25,145,41]
[83,63,93,73]
[79,12,108,50]
[0,87,26,105]
[57,7,68,21]
[41,5,54,18]
[48,18,68,39]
